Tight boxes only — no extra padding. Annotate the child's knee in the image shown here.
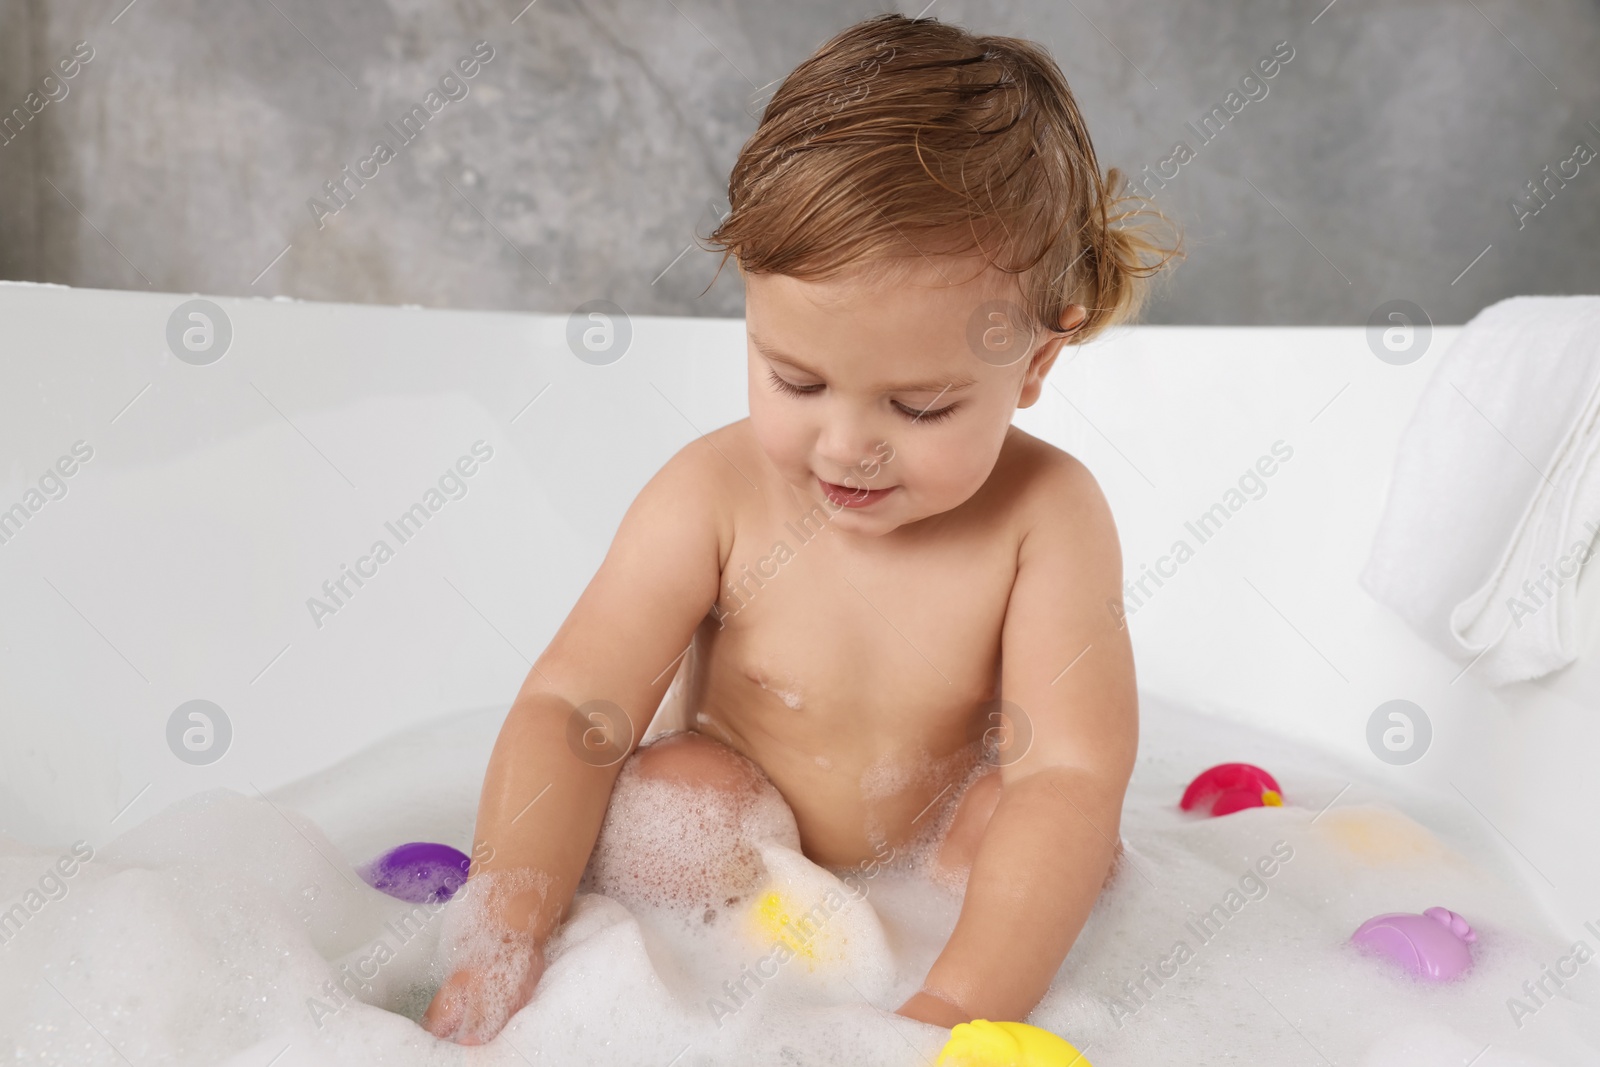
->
[627,729,772,798]
[585,730,800,909]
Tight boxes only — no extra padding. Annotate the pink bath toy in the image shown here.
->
[1180,762,1284,817]
[1351,907,1477,982]
[357,841,472,904]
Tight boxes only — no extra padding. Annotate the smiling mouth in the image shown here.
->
[817,476,897,508]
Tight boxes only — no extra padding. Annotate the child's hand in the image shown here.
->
[421,936,545,1044]
[896,989,972,1029]
[422,869,551,1044]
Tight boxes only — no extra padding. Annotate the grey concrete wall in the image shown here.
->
[0,0,1596,326]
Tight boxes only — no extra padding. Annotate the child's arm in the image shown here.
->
[897,457,1138,1029]
[422,437,729,1044]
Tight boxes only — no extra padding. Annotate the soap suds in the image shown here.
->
[857,742,988,878]
[583,748,802,914]
[756,673,804,710]
[2,694,1595,1065]
[428,868,551,1043]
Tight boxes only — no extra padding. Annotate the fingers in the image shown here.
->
[423,968,487,1041]
[450,981,497,1046]
[421,947,546,1045]
[421,970,466,1037]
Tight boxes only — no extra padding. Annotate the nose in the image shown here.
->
[813,409,885,486]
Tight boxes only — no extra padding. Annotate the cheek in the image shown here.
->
[749,391,807,466]
[910,422,1006,496]
[934,441,991,488]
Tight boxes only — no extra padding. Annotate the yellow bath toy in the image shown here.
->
[738,842,894,976]
[751,887,823,962]
[936,1019,1092,1067]
[742,879,859,970]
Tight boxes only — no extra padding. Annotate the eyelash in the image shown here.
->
[766,370,959,424]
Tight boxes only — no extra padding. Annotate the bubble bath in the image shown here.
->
[3,693,1597,1066]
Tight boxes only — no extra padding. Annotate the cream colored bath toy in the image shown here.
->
[936,1019,1092,1066]
[1314,804,1453,866]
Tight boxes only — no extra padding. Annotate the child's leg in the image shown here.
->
[933,768,1126,886]
[933,768,1003,877]
[583,730,801,911]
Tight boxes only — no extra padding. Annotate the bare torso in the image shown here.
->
[668,418,1053,868]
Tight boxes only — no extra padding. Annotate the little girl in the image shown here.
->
[423,10,1180,1048]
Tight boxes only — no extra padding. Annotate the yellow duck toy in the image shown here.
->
[742,856,1088,1064]
[936,1019,1093,1066]
[740,846,892,972]
[749,887,833,964]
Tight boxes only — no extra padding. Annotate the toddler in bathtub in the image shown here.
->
[423,11,1181,1046]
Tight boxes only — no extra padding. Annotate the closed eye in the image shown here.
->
[896,400,958,423]
[766,370,959,424]
[767,369,822,397]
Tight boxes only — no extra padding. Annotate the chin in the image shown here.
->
[829,512,904,538]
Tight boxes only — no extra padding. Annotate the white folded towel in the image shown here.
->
[1360,294,1600,686]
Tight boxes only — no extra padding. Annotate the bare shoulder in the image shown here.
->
[645,419,755,568]
[1000,428,1115,527]
[656,419,745,489]
[532,422,744,706]
[992,425,1120,604]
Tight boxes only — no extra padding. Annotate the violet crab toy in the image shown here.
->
[1351,907,1477,982]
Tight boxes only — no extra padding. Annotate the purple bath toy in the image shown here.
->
[357,841,472,904]
[1351,907,1477,982]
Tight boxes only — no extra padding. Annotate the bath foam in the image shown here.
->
[741,840,893,976]
[423,867,554,1043]
[912,754,1004,895]
[0,693,1596,1065]
[856,741,986,874]
[858,749,917,808]
[581,756,802,913]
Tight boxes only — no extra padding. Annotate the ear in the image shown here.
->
[1016,305,1087,409]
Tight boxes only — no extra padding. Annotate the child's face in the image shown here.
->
[744,258,1075,537]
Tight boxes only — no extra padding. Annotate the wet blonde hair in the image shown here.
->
[701,13,1183,346]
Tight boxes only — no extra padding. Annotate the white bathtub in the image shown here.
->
[1,278,1594,948]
